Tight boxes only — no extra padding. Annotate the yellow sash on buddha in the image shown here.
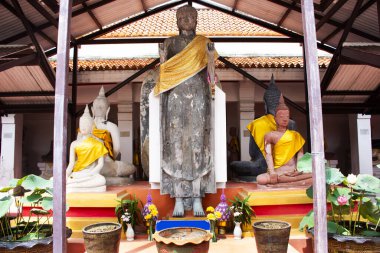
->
[92,127,114,160]
[73,137,108,172]
[246,114,276,157]
[154,35,219,96]
[273,130,305,169]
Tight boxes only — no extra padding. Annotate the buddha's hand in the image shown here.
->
[269,174,278,184]
[284,171,303,177]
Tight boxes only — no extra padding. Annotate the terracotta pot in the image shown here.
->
[153,227,212,253]
[82,222,122,253]
[253,220,291,253]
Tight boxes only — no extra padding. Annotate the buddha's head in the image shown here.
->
[275,95,290,129]
[79,105,94,135]
[176,5,197,34]
[264,74,281,116]
[92,86,110,120]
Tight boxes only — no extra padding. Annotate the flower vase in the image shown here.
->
[210,221,217,242]
[126,223,134,241]
[233,222,242,240]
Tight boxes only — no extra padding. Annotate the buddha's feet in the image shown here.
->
[193,197,205,217]
[172,198,184,217]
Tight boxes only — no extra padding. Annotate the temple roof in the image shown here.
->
[52,57,330,71]
[100,9,282,38]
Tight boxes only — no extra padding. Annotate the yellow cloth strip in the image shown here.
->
[92,127,114,160]
[73,136,108,172]
[273,130,305,169]
[246,114,277,157]
[154,35,218,96]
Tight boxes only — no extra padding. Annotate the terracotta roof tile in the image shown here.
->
[51,57,330,71]
[101,9,282,38]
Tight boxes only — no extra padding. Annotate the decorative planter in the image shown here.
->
[253,220,291,253]
[126,224,134,241]
[82,222,122,253]
[153,227,212,253]
[233,222,242,240]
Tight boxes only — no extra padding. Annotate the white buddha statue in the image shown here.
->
[91,87,136,184]
[66,105,107,192]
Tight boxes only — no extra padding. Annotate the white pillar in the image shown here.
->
[349,114,373,175]
[0,114,23,187]
[118,104,133,164]
[239,80,255,161]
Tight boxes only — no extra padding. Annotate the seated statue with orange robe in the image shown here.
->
[66,105,108,192]
[256,97,312,187]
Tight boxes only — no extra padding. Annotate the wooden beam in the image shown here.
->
[1,1,57,46]
[0,0,115,44]
[269,0,379,43]
[218,56,306,114]
[75,58,160,116]
[341,47,380,68]
[316,0,348,31]
[0,53,37,72]
[319,0,335,12]
[0,103,54,114]
[277,1,296,27]
[10,0,56,87]
[0,91,55,97]
[323,90,373,95]
[82,2,103,30]
[41,0,59,13]
[364,82,380,108]
[301,0,327,252]
[27,0,58,27]
[321,0,377,44]
[322,103,380,114]
[141,0,148,12]
[193,0,336,53]
[321,0,364,94]
[80,37,302,44]
[70,45,78,143]
[232,0,239,11]
[53,0,72,252]
[377,0,380,35]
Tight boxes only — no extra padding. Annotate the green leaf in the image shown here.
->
[0,186,14,193]
[297,152,313,173]
[362,230,380,237]
[353,175,380,194]
[41,197,53,211]
[327,221,350,235]
[359,201,380,224]
[24,193,42,203]
[306,186,313,199]
[325,168,345,185]
[21,175,53,191]
[299,210,314,231]
[18,232,47,241]
[0,196,13,217]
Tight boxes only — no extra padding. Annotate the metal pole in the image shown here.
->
[301,1,327,252]
[53,0,72,252]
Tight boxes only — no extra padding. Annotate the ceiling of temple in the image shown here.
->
[0,0,379,114]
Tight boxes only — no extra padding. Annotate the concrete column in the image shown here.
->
[349,114,373,175]
[0,114,23,187]
[118,104,133,164]
[239,80,255,161]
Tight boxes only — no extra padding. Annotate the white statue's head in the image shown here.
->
[92,86,110,120]
[79,105,93,135]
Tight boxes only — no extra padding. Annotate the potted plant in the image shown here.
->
[299,168,380,252]
[229,194,255,235]
[0,174,71,253]
[115,194,141,241]
[82,222,122,253]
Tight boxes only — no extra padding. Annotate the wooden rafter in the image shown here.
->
[268,0,379,43]
[321,0,377,44]
[321,0,364,94]
[316,0,348,31]
[0,91,55,97]
[341,46,380,68]
[364,83,380,108]
[0,53,37,72]
[193,0,335,53]
[377,0,380,34]
[141,0,148,12]
[82,2,102,30]
[323,90,373,95]
[277,1,296,27]
[0,0,115,44]
[1,1,56,46]
[10,0,56,87]
[232,0,239,11]
[41,0,59,13]
[319,0,335,12]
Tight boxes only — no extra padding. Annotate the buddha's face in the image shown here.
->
[92,98,109,118]
[177,12,197,32]
[275,109,289,128]
[79,118,93,135]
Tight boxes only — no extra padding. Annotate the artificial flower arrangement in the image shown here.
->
[229,194,255,227]
[206,206,222,242]
[142,193,158,241]
[299,168,380,237]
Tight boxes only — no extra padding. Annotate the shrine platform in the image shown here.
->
[65,181,313,252]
